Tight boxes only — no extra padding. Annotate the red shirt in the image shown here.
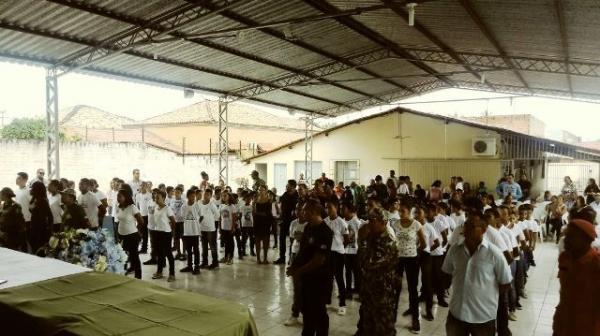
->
[553,248,600,336]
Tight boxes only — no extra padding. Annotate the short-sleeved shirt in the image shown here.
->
[292,221,333,283]
[77,192,101,228]
[442,239,512,324]
[146,201,156,231]
[182,202,202,236]
[392,219,422,258]
[324,216,349,254]
[499,225,515,250]
[289,219,308,254]
[48,193,63,224]
[198,201,219,232]
[485,226,509,252]
[170,198,185,223]
[422,222,440,254]
[153,205,174,232]
[135,192,152,216]
[527,219,539,232]
[14,187,32,222]
[240,205,253,227]
[345,216,361,254]
[220,204,237,231]
[117,205,140,236]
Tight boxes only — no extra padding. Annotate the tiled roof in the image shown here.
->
[579,141,600,151]
[59,105,133,129]
[127,101,308,131]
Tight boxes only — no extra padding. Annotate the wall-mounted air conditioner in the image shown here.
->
[472,137,496,156]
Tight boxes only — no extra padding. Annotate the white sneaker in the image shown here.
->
[508,312,517,321]
[337,307,347,316]
[284,316,300,326]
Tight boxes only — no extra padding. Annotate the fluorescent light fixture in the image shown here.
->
[407,3,417,26]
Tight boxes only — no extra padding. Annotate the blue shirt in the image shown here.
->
[442,238,512,324]
[501,182,523,200]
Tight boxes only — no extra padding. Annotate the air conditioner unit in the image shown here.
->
[472,137,496,156]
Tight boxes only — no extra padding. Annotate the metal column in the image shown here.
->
[304,115,315,184]
[46,68,60,179]
[218,99,229,186]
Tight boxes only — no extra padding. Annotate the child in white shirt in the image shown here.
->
[181,189,202,274]
[324,201,349,315]
[284,203,308,326]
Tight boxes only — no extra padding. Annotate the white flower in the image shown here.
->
[49,236,59,249]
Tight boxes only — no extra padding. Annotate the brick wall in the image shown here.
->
[0,140,249,191]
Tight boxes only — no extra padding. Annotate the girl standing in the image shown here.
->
[29,181,53,254]
[116,189,144,279]
[220,192,238,265]
[253,185,272,264]
[152,190,176,282]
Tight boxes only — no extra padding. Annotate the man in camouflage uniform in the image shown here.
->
[250,170,266,192]
[356,206,400,336]
[0,187,27,252]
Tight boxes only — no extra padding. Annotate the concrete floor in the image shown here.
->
[139,241,559,336]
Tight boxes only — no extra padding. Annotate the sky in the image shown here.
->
[1,60,599,141]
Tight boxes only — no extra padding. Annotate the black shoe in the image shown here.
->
[411,319,421,334]
[125,267,134,275]
[139,249,147,254]
[402,308,412,317]
[180,266,192,272]
[530,261,536,267]
[208,264,219,270]
[250,251,256,257]
[423,312,434,321]
[273,259,286,265]
[178,255,187,261]
[199,264,209,269]
[143,259,157,265]
[192,267,200,275]
[437,300,449,308]
[516,302,523,310]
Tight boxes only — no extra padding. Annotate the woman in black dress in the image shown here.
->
[253,185,272,264]
[29,181,53,255]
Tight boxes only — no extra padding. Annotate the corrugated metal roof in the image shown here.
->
[1,0,600,116]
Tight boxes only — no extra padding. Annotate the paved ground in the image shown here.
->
[135,237,559,336]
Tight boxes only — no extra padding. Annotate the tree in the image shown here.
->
[1,117,65,140]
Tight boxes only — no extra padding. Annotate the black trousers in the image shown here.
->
[174,222,184,254]
[432,255,446,302]
[398,256,420,320]
[447,313,496,336]
[330,251,346,307]
[241,227,255,254]
[420,252,434,312]
[112,218,120,243]
[222,229,234,259]
[155,231,175,275]
[234,229,243,256]
[279,219,291,261]
[148,229,158,262]
[140,216,149,251]
[344,253,359,294]
[201,231,218,266]
[497,290,510,336]
[301,280,329,336]
[121,232,141,279]
[183,235,200,267]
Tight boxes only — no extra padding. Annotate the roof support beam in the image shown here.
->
[47,0,379,104]
[381,0,495,91]
[554,0,573,97]
[319,80,448,115]
[53,0,249,76]
[458,0,531,91]
[0,19,347,113]
[302,0,455,87]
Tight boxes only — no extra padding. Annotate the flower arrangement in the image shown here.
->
[44,228,127,274]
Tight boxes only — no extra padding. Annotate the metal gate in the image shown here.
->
[546,161,600,195]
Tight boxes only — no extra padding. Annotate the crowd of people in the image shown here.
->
[1,167,599,336]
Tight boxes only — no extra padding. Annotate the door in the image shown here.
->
[274,163,287,195]
[334,160,359,185]
[294,160,322,184]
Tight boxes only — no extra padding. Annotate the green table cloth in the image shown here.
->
[0,272,258,336]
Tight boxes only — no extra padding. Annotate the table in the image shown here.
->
[0,247,89,289]
[0,249,258,336]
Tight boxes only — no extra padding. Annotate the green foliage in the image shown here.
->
[1,117,66,140]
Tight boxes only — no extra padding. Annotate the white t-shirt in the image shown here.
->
[422,222,440,254]
[220,204,237,231]
[77,192,101,228]
[392,219,422,257]
[527,219,539,233]
[325,216,349,254]
[198,201,219,232]
[107,189,118,218]
[147,201,156,231]
[153,204,174,232]
[170,198,185,222]
[444,215,457,232]
[182,202,202,236]
[240,204,253,227]
[93,190,106,202]
[485,226,509,252]
[48,193,63,224]
[128,180,142,197]
[429,220,446,256]
[398,183,410,195]
[135,192,152,216]
[289,219,308,254]
[117,204,140,236]
[499,225,515,250]
[15,187,32,222]
[450,212,466,229]
[345,216,360,254]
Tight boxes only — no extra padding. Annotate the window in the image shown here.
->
[335,160,359,185]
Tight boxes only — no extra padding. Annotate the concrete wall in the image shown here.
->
[0,140,249,191]
[247,111,504,189]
